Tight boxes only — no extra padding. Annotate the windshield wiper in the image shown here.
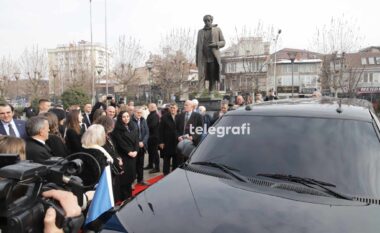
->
[257,173,353,200]
[192,161,248,183]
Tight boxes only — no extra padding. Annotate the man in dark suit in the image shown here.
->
[159,103,180,175]
[25,116,53,164]
[0,103,27,139]
[176,100,203,157]
[211,101,229,125]
[146,103,160,173]
[131,106,150,185]
[82,103,92,128]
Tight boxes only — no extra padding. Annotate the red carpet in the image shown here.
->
[132,174,164,196]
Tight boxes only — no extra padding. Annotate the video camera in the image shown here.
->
[0,153,101,233]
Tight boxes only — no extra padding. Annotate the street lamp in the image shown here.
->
[287,51,297,98]
[95,65,103,99]
[273,29,281,94]
[51,69,58,104]
[14,72,20,99]
[145,60,154,103]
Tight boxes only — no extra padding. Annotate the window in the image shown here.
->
[373,73,380,83]
[376,57,380,64]
[368,57,375,65]
[361,57,367,65]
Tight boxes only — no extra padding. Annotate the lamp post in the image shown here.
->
[287,51,297,98]
[14,72,20,100]
[89,0,95,105]
[145,60,154,103]
[273,29,281,94]
[52,69,58,104]
[95,65,103,100]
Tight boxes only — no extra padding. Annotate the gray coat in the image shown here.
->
[196,25,225,82]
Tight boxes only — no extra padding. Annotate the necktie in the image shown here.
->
[8,124,16,137]
[184,112,190,134]
[138,120,142,139]
[87,114,91,124]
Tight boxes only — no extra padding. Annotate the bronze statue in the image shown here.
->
[196,15,225,92]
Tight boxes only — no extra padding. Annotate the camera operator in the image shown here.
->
[42,190,82,233]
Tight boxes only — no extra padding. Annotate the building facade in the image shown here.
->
[269,48,322,98]
[221,37,270,96]
[47,40,112,101]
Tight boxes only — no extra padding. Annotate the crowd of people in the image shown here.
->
[0,90,323,231]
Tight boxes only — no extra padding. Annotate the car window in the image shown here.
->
[190,115,380,197]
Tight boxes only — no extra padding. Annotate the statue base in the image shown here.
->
[197,90,223,101]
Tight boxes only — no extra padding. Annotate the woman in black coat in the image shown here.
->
[94,115,124,201]
[111,111,139,200]
[41,112,68,158]
[65,109,86,154]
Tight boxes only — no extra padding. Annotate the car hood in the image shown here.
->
[102,168,380,233]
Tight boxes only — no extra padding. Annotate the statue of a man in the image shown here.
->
[196,15,225,92]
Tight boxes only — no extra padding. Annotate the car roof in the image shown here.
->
[227,97,374,122]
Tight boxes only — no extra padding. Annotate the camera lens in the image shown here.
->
[63,159,83,175]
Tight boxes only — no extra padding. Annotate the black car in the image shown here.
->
[102,98,380,233]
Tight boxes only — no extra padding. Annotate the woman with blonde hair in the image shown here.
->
[0,135,26,160]
[81,124,115,188]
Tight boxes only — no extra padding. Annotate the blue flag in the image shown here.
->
[85,165,114,225]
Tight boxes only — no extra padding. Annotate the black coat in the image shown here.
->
[65,128,83,154]
[176,111,204,146]
[25,137,53,164]
[147,111,160,139]
[159,113,178,156]
[46,134,68,157]
[82,113,91,128]
[111,120,139,185]
[81,148,109,188]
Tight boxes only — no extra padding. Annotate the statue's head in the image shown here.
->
[203,15,213,27]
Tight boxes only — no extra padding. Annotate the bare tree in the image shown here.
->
[226,22,274,93]
[321,52,364,97]
[160,28,196,63]
[152,51,193,102]
[312,15,364,97]
[113,35,146,96]
[310,15,363,54]
[0,55,17,99]
[19,45,48,100]
[154,28,197,101]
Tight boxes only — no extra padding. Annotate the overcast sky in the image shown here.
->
[0,0,378,59]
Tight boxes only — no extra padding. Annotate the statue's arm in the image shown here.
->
[216,28,226,49]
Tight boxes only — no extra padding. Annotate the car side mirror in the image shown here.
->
[177,139,196,159]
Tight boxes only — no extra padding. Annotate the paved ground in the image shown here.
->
[136,153,164,183]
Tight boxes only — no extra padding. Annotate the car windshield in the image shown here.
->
[190,115,380,197]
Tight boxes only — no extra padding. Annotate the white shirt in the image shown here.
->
[2,120,20,137]
[33,137,46,145]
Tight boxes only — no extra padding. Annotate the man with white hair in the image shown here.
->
[192,99,199,112]
[176,100,203,152]
[25,116,52,164]
[106,106,116,119]
[198,106,212,130]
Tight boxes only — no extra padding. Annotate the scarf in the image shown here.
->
[82,144,114,163]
